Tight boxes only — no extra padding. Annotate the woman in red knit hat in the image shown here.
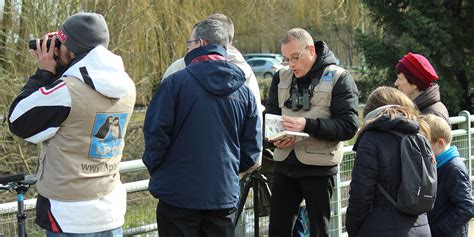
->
[394,52,449,121]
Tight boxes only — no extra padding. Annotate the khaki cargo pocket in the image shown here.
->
[304,139,332,155]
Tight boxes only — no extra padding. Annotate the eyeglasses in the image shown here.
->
[281,46,309,66]
[186,39,200,48]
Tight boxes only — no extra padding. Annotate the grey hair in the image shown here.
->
[280,28,313,46]
[206,13,234,44]
[192,18,229,47]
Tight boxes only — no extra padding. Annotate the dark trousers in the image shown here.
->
[156,201,236,237]
[269,172,335,237]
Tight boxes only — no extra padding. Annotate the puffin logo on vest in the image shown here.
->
[321,70,336,82]
[89,113,128,159]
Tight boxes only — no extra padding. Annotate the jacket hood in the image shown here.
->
[311,40,338,73]
[61,45,134,99]
[184,45,245,96]
[354,113,420,150]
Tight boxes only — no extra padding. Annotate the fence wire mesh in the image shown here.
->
[0,113,473,236]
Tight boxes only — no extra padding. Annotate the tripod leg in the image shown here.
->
[260,177,272,201]
[234,178,253,227]
[17,192,26,237]
[253,179,259,237]
[254,173,272,236]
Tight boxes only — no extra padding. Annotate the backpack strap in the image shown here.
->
[377,183,397,207]
[376,130,404,207]
[388,130,405,138]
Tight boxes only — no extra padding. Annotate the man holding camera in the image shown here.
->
[8,12,136,235]
[265,28,358,237]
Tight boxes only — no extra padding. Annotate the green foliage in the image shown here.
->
[357,0,474,114]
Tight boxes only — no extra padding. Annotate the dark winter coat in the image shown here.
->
[142,45,262,210]
[346,114,431,237]
[414,84,449,121]
[428,157,474,237]
[264,40,358,177]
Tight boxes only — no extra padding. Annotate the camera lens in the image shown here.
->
[28,38,61,50]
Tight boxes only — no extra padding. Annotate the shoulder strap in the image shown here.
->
[309,64,345,97]
[377,183,397,207]
[278,66,293,84]
[388,130,405,138]
[331,65,345,84]
[377,130,404,207]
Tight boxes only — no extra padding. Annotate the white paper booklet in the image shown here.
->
[265,114,309,141]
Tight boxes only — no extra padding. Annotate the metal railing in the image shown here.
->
[0,110,473,236]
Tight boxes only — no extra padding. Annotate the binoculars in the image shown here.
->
[290,88,311,111]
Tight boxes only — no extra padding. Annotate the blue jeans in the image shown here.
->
[46,227,122,237]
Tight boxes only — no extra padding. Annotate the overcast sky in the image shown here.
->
[0,0,3,21]
[0,0,3,20]
[0,0,5,19]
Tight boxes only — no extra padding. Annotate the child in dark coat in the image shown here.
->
[423,114,474,237]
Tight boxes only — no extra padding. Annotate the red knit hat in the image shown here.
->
[396,52,439,90]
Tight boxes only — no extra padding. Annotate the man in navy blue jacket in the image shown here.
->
[142,18,262,237]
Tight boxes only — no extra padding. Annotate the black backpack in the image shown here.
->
[377,131,437,216]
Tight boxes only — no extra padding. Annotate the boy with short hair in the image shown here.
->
[423,114,474,237]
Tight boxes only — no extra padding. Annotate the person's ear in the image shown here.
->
[438,138,446,147]
[200,39,208,46]
[307,45,317,58]
[69,50,76,59]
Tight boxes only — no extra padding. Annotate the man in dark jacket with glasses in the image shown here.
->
[265,28,358,237]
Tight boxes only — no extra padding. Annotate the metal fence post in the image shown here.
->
[458,111,472,179]
[330,165,342,237]
[337,166,342,237]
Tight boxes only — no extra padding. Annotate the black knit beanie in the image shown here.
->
[58,12,109,55]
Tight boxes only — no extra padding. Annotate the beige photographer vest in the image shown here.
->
[273,65,345,166]
[36,77,136,201]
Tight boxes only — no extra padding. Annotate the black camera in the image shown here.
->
[28,38,61,50]
[290,88,311,111]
